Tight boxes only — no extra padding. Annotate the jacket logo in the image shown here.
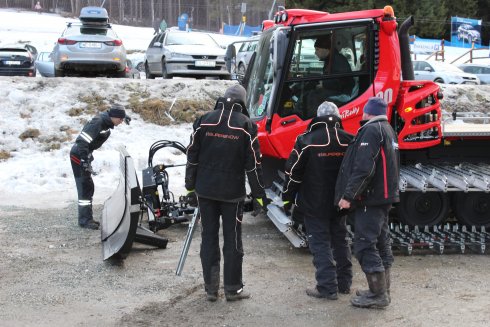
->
[205,131,239,140]
[318,152,344,157]
[360,142,369,146]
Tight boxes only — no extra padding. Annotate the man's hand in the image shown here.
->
[186,189,198,207]
[338,198,351,210]
[80,159,92,173]
[252,197,270,216]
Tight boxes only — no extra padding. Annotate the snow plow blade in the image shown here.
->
[101,148,141,260]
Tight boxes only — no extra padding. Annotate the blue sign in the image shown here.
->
[451,16,482,48]
[178,13,189,31]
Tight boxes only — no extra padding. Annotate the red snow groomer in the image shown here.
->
[240,6,490,253]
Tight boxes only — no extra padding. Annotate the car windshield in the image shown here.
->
[431,61,464,73]
[166,32,218,47]
[64,25,117,37]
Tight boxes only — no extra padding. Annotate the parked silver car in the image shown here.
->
[413,60,480,85]
[234,36,259,76]
[458,63,490,84]
[35,51,54,77]
[144,29,229,79]
[457,24,481,44]
[52,7,126,77]
[125,59,141,79]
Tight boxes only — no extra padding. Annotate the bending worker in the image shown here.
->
[69,104,129,230]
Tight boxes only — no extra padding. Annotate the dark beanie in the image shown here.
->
[314,34,331,49]
[108,103,126,118]
[224,84,246,103]
[363,97,387,116]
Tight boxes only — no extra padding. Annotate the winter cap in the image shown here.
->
[363,97,387,116]
[314,34,331,49]
[317,101,340,118]
[224,84,246,103]
[108,103,126,119]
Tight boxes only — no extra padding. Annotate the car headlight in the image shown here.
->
[217,55,225,61]
[169,52,193,59]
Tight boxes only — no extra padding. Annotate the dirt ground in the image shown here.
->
[1,204,489,327]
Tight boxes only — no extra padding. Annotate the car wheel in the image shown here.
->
[136,62,144,72]
[113,70,126,78]
[161,59,173,79]
[54,68,64,77]
[145,63,155,79]
[219,75,231,80]
[434,78,444,84]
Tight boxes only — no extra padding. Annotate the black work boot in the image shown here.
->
[385,267,391,303]
[306,287,338,300]
[79,220,99,230]
[206,292,218,302]
[205,268,220,302]
[225,289,251,301]
[356,268,391,303]
[351,272,389,309]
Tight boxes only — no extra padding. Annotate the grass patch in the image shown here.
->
[128,97,213,125]
[19,128,40,141]
[0,150,11,160]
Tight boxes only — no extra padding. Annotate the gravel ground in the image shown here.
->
[1,204,490,327]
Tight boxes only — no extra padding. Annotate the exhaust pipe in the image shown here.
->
[398,16,414,81]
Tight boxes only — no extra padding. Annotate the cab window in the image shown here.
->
[278,25,370,120]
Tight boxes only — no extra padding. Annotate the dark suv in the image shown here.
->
[0,45,36,77]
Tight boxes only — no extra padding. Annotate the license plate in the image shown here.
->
[310,62,324,68]
[80,42,102,49]
[195,60,216,67]
[5,60,21,65]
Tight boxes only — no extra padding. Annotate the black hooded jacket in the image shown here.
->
[282,115,353,218]
[334,115,400,206]
[185,97,265,202]
[71,112,115,161]
[322,49,355,95]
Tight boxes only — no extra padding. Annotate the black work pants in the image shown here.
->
[70,151,94,225]
[353,204,394,274]
[198,197,244,293]
[304,212,352,294]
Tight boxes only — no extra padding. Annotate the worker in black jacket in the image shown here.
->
[70,104,129,230]
[335,97,400,309]
[314,34,354,97]
[282,102,354,300]
[185,84,267,302]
